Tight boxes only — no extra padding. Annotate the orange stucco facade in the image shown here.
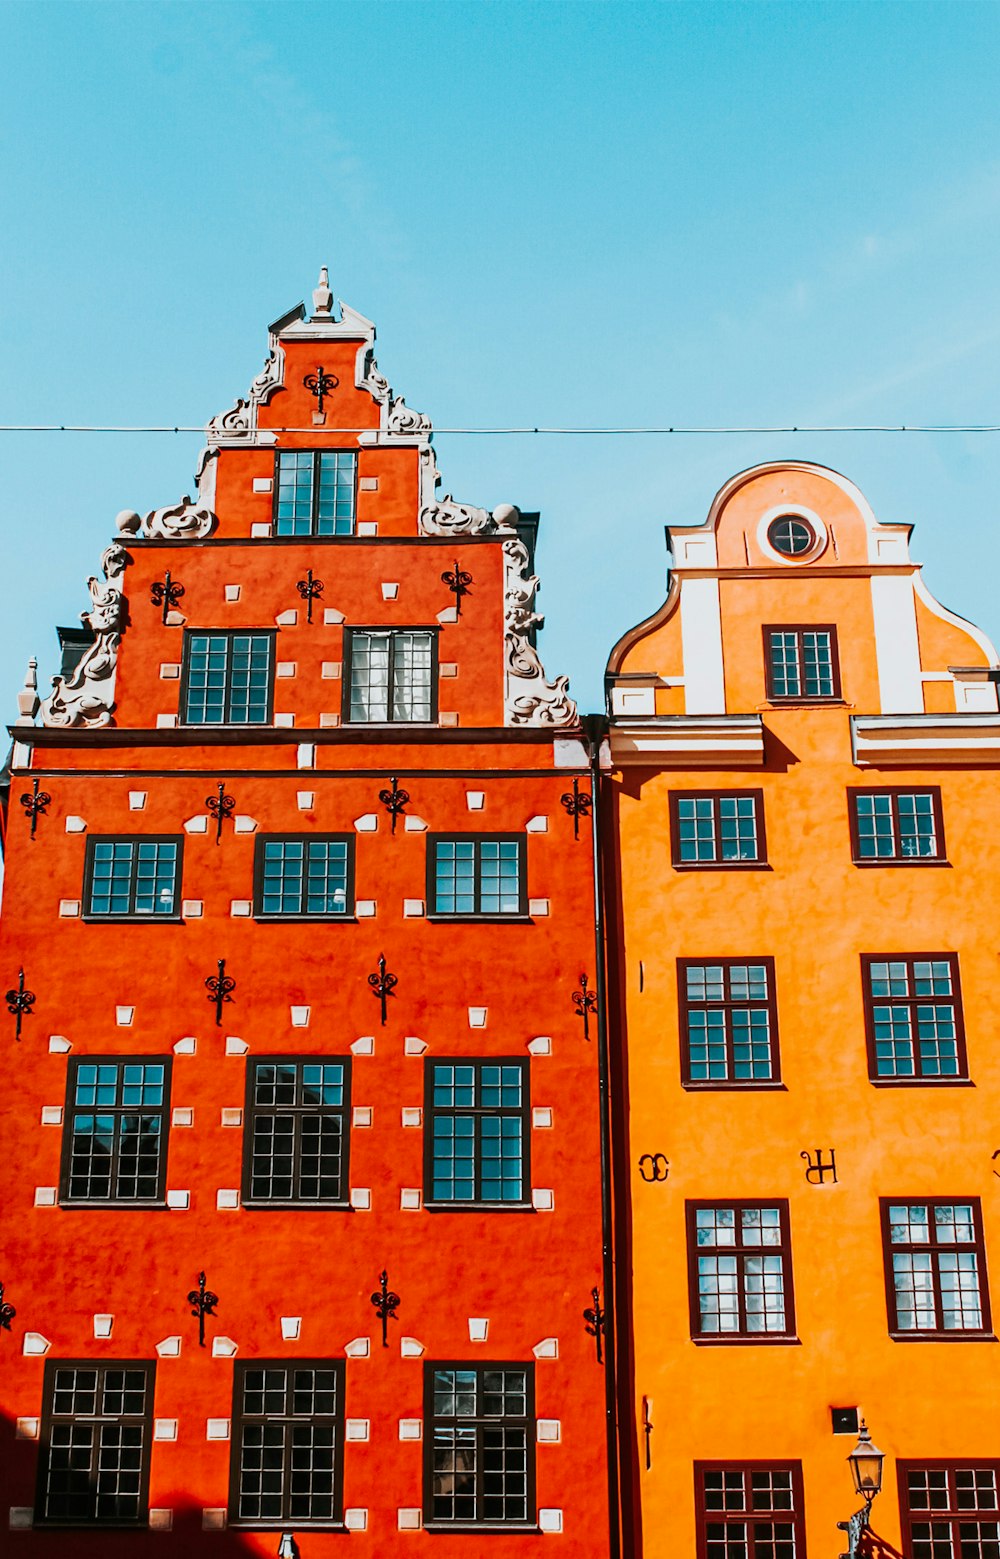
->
[606,462,1000,1556]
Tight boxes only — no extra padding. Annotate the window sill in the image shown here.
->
[692,1335,801,1347]
[228,1522,347,1533]
[425,915,533,924]
[682,1081,787,1092]
[241,1200,352,1212]
[252,915,357,924]
[852,858,950,869]
[422,1523,541,1534]
[424,1201,535,1214]
[81,916,183,925]
[671,862,771,873]
[34,1518,152,1530]
[761,698,849,708]
[58,1199,168,1211]
[869,1077,973,1088]
[888,1332,996,1343]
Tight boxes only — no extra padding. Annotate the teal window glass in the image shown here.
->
[65,1060,168,1201]
[86,839,179,917]
[275,450,356,537]
[183,632,273,724]
[429,1061,526,1204]
[431,837,525,916]
[257,838,351,917]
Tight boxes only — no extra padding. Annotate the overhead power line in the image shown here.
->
[0,423,999,437]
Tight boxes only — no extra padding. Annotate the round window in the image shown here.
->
[767,515,816,557]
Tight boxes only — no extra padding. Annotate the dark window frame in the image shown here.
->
[252,834,356,921]
[686,1199,798,1344]
[342,626,439,725]
[228,1358,346,1530]
[763,623,842,702]
[179,629,277,727]
[35,1358,156,1528]
[59,1056,172,1208]
[272,449,358,537]
[424,1057,532,1211]
[880,1197,993,1341]
[848,788,947,867]
[423,1361,537,1531]
[668,790,768,870]
[861,953,968,1085]
[693,1461,806,1559]
[242,1055,352,1209]
[426,834,529,920]
[898,1459,1000,1559]
[82,834,184,923]
[677,958,782,1089]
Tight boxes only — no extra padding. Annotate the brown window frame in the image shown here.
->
[342,626,439,725]
[426,834,529,920]
[861,954,968,1085]
[252,833,356,920]
[424,1057,532,1211]
[880,1197,993,1341]
[82,834,184,922]
[34,1359,155,1528]
[848,788,947,866]
[59,1056,172,1207]
[668,791,768,870]
[423,1361,537,1530]
[686,1200,797,1344]
[229,1358,347,1530]
[694,1461,806,1559]
[272,448,358,537]
[179,629,277,726]
[898,1460,1000,1559]
[677,958,781,1089]
[763,623,842,701]
[241,1056,352,1208]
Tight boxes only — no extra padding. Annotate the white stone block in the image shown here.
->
[233,815,257,833]
[404,815,427,832]
[156,1336,182,1357]
[353,1107,372,1127]
[553,736,589,767]
[533,1337,559,1359]
[252,522,273,539]
[468,1318,489,1341]
[182,900,203,918]
[532,1188,554,1211]
[400,1189,422,1210]
[154,1419,178,1440]
[344,1337,370,1358]
[149,1509,174,1531]
[33,1188,56,1207]
[172,1108,193,1127]
[174,1036,197,1056]
[357,521,378,537]
[156,714,177,729]
[468,1007,487,1028]
[527,1036,552,1056]
[401,1107,422,1127]
[206,1419,230,1441]
[354,813,379,832]
[345,1420,370,1442]
[276,662,296,679]
[356,899,376,917]
[48,1035,71,1053]
[202,1509,227,1530]
[351,1035,375,1056]
[9,1509,34,1530]
[297,791,315,809]
[398,1509,422,1530]
[345,1509,368,1531]
[537,1419,561,1442]
[281,1317,301,1341]
[437,606,459,625]
[403,899,425,917]
[350,1187,371,1210]
[23,1332,50,1355]
[440,662,458,678]
[540,1508,563,1533]
[15,1418,39,1440]
[466,791,485,810]
[216,1189,240,1210]
[65,815,87,833]
[359,476,379,492]
[252,477,272,493]
[224,584,241,602]
[116,1006,134,1026]
[399,1419,422,1441]
[297,743,316,769]
[439,711,459,727]
[230,900,251,918]
[274,713,295,727]
[323,607,346,625]
[319,712,340,727]
[128,792,147,811]
[400,1336,424,1358]
[381,582,399,600]
[529,898,550,916]
[321,661,342,679]
[184,816,209,834]
[40,1106,63,1126]
[211,1337,238,1358]
[159,663,181,680]
[93,1314,114,1338]
[221,1109,242,1127]
[533,1107,553,1129]
[166,1191,190,1210]
[404,1037,427,1056]
[526,815,549,832]
[225,1036,249,1055]
[290,1005,310,1027]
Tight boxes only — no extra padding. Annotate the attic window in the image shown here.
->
[767,516,816,557]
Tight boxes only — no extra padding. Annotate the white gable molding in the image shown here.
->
[40,543,131,729]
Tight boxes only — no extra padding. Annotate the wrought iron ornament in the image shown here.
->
[838,1503,871,1559]
[187,1270,219,1348]
[6,968,36,1041]
[296,568,324,624]
[441,560,473,616]
[642,1395,653,1470]
[19,777,51,839]
[370,1268,400,1347]
[560,776,593,840]
[149,571,185,624]
[367,954,397,1026]
[572,973,598,1040]
[206,959,236,1026]
[0,1279,16,1332]
[206,782,236,845]
[638,1153,670,1183]
[583,1286,606,1364]
[378,776,410,834]
[303,365,338,412]
[801,1147,838,1185]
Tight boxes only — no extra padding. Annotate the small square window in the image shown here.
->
[881,1199,991,1338]
[60,1057,171,1205]
[274,451,357,537]
[670,792,766,868]
[764,625,840,700]
[253,836,354,918]
[181,632,275,725]
[425,1363,534,1527]
[428,836,527,918]
[35,1360,155,1526]
[861,954,967,1082]
[849,789,945,864]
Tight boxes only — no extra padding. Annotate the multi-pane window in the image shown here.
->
[670,792,766,867]
[35,1361,154,1526]
[61,1058,171,1204]
[678,960,779,1086]
[181,632,274,724]
[429,836,527,917]
[694,1463,804,1559]
[882,1200,991,1337]
[346,628,436,722]
[274,450,356,536]
[426,1364,534,1528]
[84,837,182,919]
[243,1059,350,1206]
[900,1462,1000,1559]
[862,955,966,1081]
[850,789,945,864]
[230,1361,345,1528]
[426,1060,528,1206]
[764,625,840,700]
[254,836,354,918]
[687,1203,795,1340]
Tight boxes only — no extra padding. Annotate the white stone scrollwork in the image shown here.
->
[116,500,217,541]
[387,397,433,437]
[206,396,253,443]
[503,538,578,727]
[249,348,284,405]
[40,548,132,730]
[358,352,391,406]
[419,494,496,537]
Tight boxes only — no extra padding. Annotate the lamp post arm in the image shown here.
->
[838,1503,871,1559]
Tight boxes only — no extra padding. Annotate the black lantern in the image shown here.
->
[847,1419,885,1504]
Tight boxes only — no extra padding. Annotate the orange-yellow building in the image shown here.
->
[605,461,1000,1558]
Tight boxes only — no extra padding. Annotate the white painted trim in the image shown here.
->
[679,577,725,714]
[913,572,1000,667]
[870,574,923,713]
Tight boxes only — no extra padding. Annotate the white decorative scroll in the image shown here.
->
[248,348,284,405]
[503,538,577,727]
[205,396,253,442]
[115,500,217,540]
[387,397,432,437]
[40,545,132,729]
[419,494,496,536]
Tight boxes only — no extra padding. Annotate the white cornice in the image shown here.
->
[610,714,764,767]
[852,713,1000,766]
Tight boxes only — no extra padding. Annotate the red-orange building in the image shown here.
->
[0,272,616,1557]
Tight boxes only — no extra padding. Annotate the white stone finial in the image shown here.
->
[313,267,333,316]
[16,658,39,725]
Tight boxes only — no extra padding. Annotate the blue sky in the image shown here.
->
[3,0,1000,713]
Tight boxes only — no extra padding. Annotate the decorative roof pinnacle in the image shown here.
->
[312,266,333,317]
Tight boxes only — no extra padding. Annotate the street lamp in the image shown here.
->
[838,1420,886,1559]
[276,1536,299,1559]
